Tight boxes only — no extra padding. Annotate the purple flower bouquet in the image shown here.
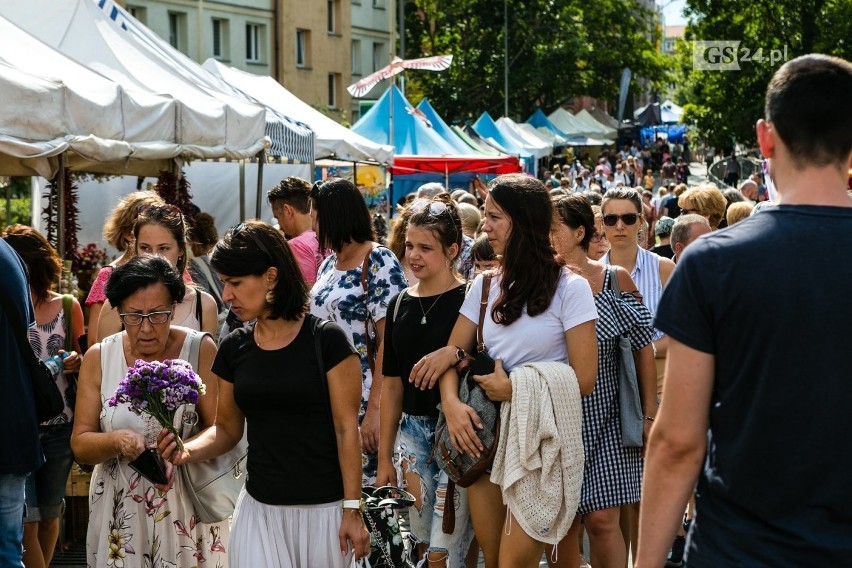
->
[108,359,206,483]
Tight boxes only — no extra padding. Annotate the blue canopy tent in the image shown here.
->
[416,99,476,155]
[473,112,535,173]
[351,87,520,206]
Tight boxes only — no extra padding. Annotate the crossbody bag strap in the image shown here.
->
[360,245,377,372]
[62,294,73,352]
[181,329,212,438]
[194,288,203,329]
[392,289,407,323]
[311,317,336,438]
[608,265,621,295]
[476,273,493,353]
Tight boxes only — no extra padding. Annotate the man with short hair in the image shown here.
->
[637,54,852,567]
[268,176,323,284]
[0,238,43,568]
[669,214,711,262]
[738,179,759,202]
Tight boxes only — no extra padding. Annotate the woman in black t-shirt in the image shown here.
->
[377,196,474,567]
[158,221,369,567]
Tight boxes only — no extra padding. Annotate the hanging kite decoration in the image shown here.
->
[347,55,453,98]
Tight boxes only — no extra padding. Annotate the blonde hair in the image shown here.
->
[102,191,165,250]
[726,201,754,226]
[679,185,727,229]
[456,202,481,238]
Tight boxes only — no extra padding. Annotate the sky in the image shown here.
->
[661,0,688,26]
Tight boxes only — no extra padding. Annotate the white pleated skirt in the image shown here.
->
[230,487,354,568]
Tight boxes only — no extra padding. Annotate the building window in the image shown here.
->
[212,18,229,59]
[168,12,186,52]
[246,23,264,63]
[351,39,362,75]
[328,73,339,108]
[372,42,385,72]
[327,0,338,33]
[127,6,146,24]
[373,0,385,8]
[296,29,310,68]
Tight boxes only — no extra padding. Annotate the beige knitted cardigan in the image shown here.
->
[489,361,584,545]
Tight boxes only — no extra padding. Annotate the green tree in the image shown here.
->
[401,0,665,123]
[672,0,852,149]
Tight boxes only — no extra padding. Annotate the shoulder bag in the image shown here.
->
[609,266,644,448]
[179,329,249,523]
[431,273,499,488]
[1,292,64,422]
[361,246,379,375]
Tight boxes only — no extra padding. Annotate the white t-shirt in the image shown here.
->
[460,269,597,371]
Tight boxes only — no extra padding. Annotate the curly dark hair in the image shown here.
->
[487,174,561,326]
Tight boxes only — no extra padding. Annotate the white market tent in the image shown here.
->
[0,0,296,171]
[548,108,601,138]
[0,14,191,178]
[203,59,393,165]
[520,123,568,147]
[574,109,618,139]
[495,117,553,159]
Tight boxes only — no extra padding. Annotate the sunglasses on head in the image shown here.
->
[409,199,449,217]
[602,213,640,227]
[231,222,274,260]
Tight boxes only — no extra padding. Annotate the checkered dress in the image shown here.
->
[577,268,654,514]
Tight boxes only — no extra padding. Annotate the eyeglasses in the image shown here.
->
[409,199,449,217]
[231,223,274,260]
[590,233,608,243]
[602,213,640,227]
[118,310,172,326]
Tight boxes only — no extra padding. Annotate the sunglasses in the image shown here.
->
[137,203,183,222]
[409,199,449,217]
[680,208,697,215]
[231,222,274,260]
[602,213,641,227]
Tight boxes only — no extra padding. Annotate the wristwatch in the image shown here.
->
[342,499,365,513]
[453,347,466,366]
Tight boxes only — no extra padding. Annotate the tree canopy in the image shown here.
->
[673,0,852,149]
[401,0,666,124]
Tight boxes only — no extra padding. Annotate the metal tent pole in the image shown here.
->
[255,150,266,219]
[57,154,66,259]
[239,160,246,222]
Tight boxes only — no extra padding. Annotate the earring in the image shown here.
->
[265,290,276,304]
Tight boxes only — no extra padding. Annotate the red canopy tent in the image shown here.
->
[389,155,521,176]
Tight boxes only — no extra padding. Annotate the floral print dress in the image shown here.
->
[86,332,228,568]
[310,245,407,483]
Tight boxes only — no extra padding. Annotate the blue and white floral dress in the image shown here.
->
[310,245,407,483]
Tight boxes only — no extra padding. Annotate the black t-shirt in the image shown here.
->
[650,243,674,259]
[655,205,852,566]
[382,286,466,418]
[663,194,681,218]
[212,314,356,505]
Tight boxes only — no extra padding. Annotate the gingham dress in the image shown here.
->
[577,268,654,514]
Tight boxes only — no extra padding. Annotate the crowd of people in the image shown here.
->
[0,54,850,568]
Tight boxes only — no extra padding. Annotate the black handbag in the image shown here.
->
[1,292,64,423]
[431,273,500,488]
[358,486,416,568]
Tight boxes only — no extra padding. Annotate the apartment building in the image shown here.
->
[350,0,392,122]
[118,0,353,122]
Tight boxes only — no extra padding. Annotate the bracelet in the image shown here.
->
[643,415,655,422]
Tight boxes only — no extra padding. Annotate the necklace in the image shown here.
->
[416,279,457,325]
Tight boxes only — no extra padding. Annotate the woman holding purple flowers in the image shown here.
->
[157,220,369,567]
[73,255,228,568]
